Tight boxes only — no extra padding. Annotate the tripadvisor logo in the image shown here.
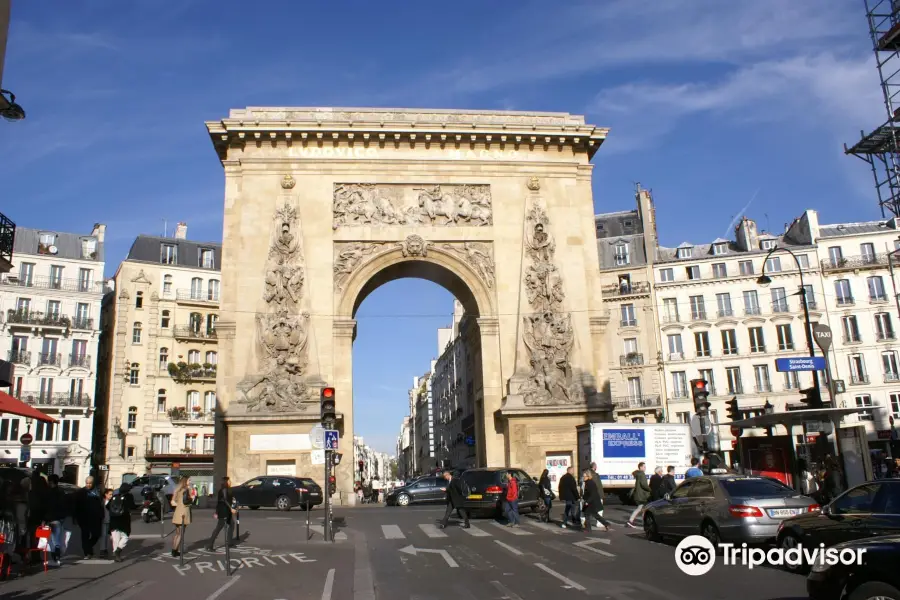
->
[675,535,865,576]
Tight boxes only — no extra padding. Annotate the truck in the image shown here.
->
[576,423,695,503]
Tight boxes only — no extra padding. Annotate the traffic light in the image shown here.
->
[320,386,336,423]
[725,397,740,422]
[799,386,823,409]
[333,452,342,466]
[690,379,710,414]
[328,475,336,495]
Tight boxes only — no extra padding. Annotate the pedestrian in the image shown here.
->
[503,472,520,527]
[625,462,651,528]
[588,462,604,527]
[0,480,17,579]
[823,457,843,502]
[798,459,818,498]
[649,466,664,501]
[538,469,554,523]
[170,476,193,557]
[26,471,49,563]
[437,471,470,529]
[581,470,612,533]
[73,476,104,559]
[107,484,131,562]
[557,466,580,529]
[661,466,678,497]
[685,457,703,478]
[45,474,69,566]
[206,477,237,551]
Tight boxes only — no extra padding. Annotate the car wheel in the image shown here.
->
[643,513,661,542]
[779,532,808,574]
[249,506,260,510]
[396,493,410,507]
[849,581,900,600]
[275,495,291,511]
[701,520,721,547]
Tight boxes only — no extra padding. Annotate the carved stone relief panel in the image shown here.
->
[332,183,492,228]
[440,242,495,289]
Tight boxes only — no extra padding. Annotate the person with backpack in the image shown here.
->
[437,471,470,529]
[106,484,131,562]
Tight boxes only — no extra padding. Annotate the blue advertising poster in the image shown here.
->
[602,429,645,459]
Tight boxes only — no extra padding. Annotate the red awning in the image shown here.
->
[0,391,57,423]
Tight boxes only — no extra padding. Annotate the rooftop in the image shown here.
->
[126,234,222,271]
[13,226,105,263]
[818,219,897,239]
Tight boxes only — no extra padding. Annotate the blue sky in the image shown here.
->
[0,1,885,454]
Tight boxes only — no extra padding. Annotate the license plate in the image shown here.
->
[310,492,321,496]
[467,494,483,500]
[768,508,802,518]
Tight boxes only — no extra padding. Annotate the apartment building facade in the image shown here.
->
[96,224,221,492]
[411,366,435,475]
[0,224,106,481]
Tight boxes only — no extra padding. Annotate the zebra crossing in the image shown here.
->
[379,518,587,541]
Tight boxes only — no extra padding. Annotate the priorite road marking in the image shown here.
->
[460,524,491,537]
[494,540,524,556]
[205,574,241,600]
[321,568,335,600]
[535,563,587,591]
[488,521,532,536]
[419,524,448,538]
[382,525,406,539]
[172,553,317,575]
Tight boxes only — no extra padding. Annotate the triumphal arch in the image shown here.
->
[205,107,613,504]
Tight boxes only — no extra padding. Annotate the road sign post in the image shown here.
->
[813,324,838,407]
[19,433,33,446]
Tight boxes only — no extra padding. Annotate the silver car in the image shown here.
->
[643,475,819,545]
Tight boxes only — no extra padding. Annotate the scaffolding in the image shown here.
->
[846,0,900,217]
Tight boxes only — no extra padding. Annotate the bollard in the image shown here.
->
[179,515,185,568]
[306,502,310,541]
[234,509,240,543]
[224,517,231,576]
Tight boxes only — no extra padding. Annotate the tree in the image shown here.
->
[388,458,399,480]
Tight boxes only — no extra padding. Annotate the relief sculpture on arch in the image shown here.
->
[332,183,493,228]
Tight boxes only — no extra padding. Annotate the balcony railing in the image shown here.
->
[173,326,218,340]
[744,306,762,316]
[668,352,684,361]
[837,297,855,306]
[19,391,91,408]
[662,314,680,323]
[0,274,105,294]
[619,353,644,367]
[619,319,637,328]
[0,212,14,271]
[717,308,734,318]
[754,383,773,393]
[612,395,662,411]
[750,345,766,354]
[806,300,818,310]
[8,350,30,364]
[690,311,707,321]
[175,290,220,304]
[69,354,92,368]
[728,385,745,395]
[601,281,651,297]
[850,374,869,385]
[877,331,897,341]
[871,293,889,302]
[772,302,790,313]
[71,317,94,330]
[167,407,215,423]
[146,442,213,457]
[38,353,62,367]
[820,254,888,272]
[6,310,70,329]
[885,372,900,383]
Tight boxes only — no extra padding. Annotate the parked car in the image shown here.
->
[643,474,818,545]
[459,468,541,515]
[117,474,176,509]
[777,479,900,573]
[231,476,321,511]
[807,535,900,600]
[385,476,447,507]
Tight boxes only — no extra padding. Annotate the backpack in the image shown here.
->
[108,495,126,517]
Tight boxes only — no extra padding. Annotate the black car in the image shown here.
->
[231,476,322,511]
[459,468,541,515]
[777,479,900,573]
[808,535,900,600]
[386,476,447,506]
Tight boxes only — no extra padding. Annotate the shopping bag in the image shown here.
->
[35,525,51,550]
[62,530,72,554]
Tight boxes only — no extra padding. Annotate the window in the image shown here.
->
[659,268,674,282]
[80,237,97,260]
[749,327,765,353]
[892,393,900,417]
[876,313,895,341]
[689,295,706,320]
[38,232,57,254]
[771,287,788,312]
[614,243,630,266]
[761,239,776,250]
[163,274,173,296]
[161,244,177,265]
[712,243,727,256]
[861,242,876,263]
[74,303,89,328]
[157,389,167,413]
[803,284,816,309]
[199,248,215,269]
[883,351,900,382]
[151,434,170,454]
[797,254,809,269]
[662,298,679,322]
[715,293,733,317]
[676,411,691,424]
[754,364,771,393]
[0,418,20,442]
[203,435,215,453]
[208,279,220,302]
[835,279,853,305]
[60,419,80,442]
[71,340,87,366]
[206,314,218,334]
[677,246,692,259]
[18,263,34,286]
[623,338,638,355]
[743,290,760,315]
[722,329,738,355]
[39,376,54,400]
[191,278,203,300]
[78,268,92,292]
[35,421,54,442]
[739,260,754,276]
[712,263,727,278]
[161,310,170,329]
[189,312,202,332]
[699,368,715,394]
[855,395,874,421]
[686,265,701,280]
[783,371,800,390]
[46,300,60,319]
[135,291,143,309]
[842,316,862,343]
[126,446,135,458]
[205,351,217,365]
[127,406,137,430]
[868,276,887,301]
[159,347,168,368]
[49,265,63,289]
[132,322,142,344]
[765,256,782,272]
[776,324,794,351]
[667,334,684,359]
[188,350,201,364]
[694,331,711,358]
[626,377,642,400]
[832,483,880,514]
[129,363,140,385]
[188,390,201,412]
[620,304,636,327]
[828,246,844,267]
[185,434,198,453]
[204,390,216,412]
[849,354,868,385]
[671,371,688,398]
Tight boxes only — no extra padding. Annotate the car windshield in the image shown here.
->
[720,477,793,497]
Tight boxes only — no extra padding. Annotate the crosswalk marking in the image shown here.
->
[524,520,570,534]
[488,521,532,536]
[382,525,405,539]
[460,524,491,537]
[419,524,448,538]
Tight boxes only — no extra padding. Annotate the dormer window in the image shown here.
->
[596,223,605,235]
[161,244,177,265]
[199,248,215,269]
[677,246,693,259]
[80,237,97,259]
[761,239,776,250]
[38,233,57,255]
[712,243,727,256]
[614,242,630,266]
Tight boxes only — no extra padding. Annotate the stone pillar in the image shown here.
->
[332,318,357,506]
[477,316,505,467]
[589,315,609,401]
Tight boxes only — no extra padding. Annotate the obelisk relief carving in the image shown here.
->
[518,202,584,406]
[237,201,317,412]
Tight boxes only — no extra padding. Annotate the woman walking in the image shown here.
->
[170,476,192,557]
[581,470,613,533]
[538,469,554,523]
[206,477,237,551]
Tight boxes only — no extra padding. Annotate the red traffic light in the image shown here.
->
[322,387,335,399]
[693,380,706,390]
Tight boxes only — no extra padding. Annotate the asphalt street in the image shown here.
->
[0,503,810,600]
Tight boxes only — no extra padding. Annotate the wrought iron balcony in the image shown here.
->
[877,330,897,341]
[771,302,790,314]
[601,281,651,298]
[619,353,644,367]
[0,212,14,273]
[167,406,214,423]
[173,326,218,341]
[668,352,684,361]
[619,319,637,328]
[38,353,62,367]
[19,391,91,408]
[8,350,30,365]
[885,372,900,383]
[820,254,888,272]
[690,311,708,321]
[744,306,762,316]
[612,395,662,411]
[717,308,734,318]
[175,289,220,305]
[69,354,92,369]
[6,310,70,329]
[836,297,855,306]
[71,317,94,330]
[662,314,680,323]
[1,274,104,294]
[850,374,870,385]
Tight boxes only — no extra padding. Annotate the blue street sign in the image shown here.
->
[19,446,30,463]
[324,429,339,450]
[464,435,475,447]
[775,357,827,372]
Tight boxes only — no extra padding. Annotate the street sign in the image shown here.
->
[19,446,30,463]
[98,464,109,471]
[311,449,325,465]
[310,424,325,450]
[19,433,32,446]
[324,429,339,450]
[464,436,475,446]
[775,357,826,372]
[813,324,833,352]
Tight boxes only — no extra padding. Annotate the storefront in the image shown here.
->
[147,453,215,498]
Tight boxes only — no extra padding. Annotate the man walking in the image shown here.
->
[558,466,580,529]
[73,476,104,559]
[438,471,469,529]
[625,462,651,529]
[503,472,520,527]
[207,477,238,550]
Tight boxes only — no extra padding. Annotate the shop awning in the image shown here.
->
[721,407,880,429]
[0,390,56,423]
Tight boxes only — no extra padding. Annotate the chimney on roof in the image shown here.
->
[734,217,758,252]
[91,223,106,243]
[174,222,188,240]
